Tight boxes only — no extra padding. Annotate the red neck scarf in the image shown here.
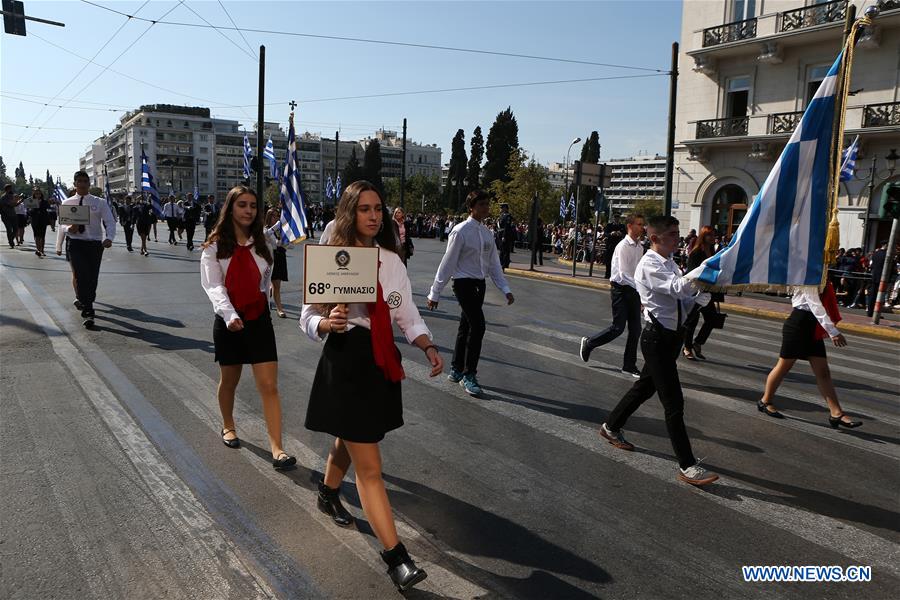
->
[814,281,842,340]
[367,272,405,383]
[224,244,267,321]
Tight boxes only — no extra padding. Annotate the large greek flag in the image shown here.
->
[688,52,842,291]
[278,119,309,244]
[243,135,252,180]
[141,150,163,217]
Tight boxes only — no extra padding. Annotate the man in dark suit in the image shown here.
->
[117,195,136,252]
[203,194,219,241]
[498,203,516,270]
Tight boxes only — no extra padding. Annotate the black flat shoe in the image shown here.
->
[381,542,427,592]
[317,482,354,527]
[221,428,240,448]
[272,452,296,470]
[829,414,862,429]
[693,344,706,360]
[757,400,784,419]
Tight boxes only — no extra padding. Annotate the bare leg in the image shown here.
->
[272,280,285,314]
[808,356,844,418]
[761,357,796,410]
[139,233,148,254]
[250,361,286,458]
[344,441,398,550]
[323,438,352,488]
[218,364,242,440]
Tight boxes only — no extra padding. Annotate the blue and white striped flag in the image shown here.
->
[687,53,843,290]
[559,194,566,219]
[141,150,164,217]
[567,192,575,218]
[54,178,67,203]
[278,117,309,244]
[263,137,278,181]
[193,185,200,201]
[324,176,334,201]
[243,134,252,180]
[335,174,342,200]
[839,135,859,182]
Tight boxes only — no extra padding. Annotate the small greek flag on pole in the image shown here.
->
[243,134,252,180]
[324,176,334,201]
[141,150,164,217]
[193,185,200,201]
[839,135,859,182]
[559,194,566,219]
[54,178,67,203]
[335,174,342,200]
[567,192,575,217]
[263,137,278,181]
[278,113,309,244]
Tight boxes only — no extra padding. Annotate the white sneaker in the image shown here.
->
[678,462,719,486]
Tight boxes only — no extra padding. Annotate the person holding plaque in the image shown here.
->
[200,185,296,470]
[300,180,442,592]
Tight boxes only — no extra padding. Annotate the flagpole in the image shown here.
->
[256,45,266,196]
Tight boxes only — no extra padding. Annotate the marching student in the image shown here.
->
[264,205,288,318]
[203,194,219,241]
[182,195,201,251]
[0,184,19,248]
[579,213,646,377]
[28,188,51,257]
[682,225,724,360]
[599,215,719,486]
[54,170,116,329]
[163,195,182,245]
[426,190,514,397]
[757,283,862,428]
[200,185,296,469]
[300,180,441,592]
[135,196,154,256]
[117,195,136,252]
[14,194,27,246]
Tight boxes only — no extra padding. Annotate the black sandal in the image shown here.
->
[757,400,784,419]
[829,413,862,429]
[273,452,297,470]
[222,428,240,448]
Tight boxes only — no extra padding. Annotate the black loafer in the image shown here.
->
[829,414,862,429]
[221,428,240,448]
[273,453,296,470]
[757,400,784,419]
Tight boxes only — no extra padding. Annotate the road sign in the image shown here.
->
[575,161,604,187]
[2,0,26,36]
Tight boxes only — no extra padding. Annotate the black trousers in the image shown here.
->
[606,323,696,469]
[500,243,512,269]
[451,278,487,375]
[683,303,716,350]
[122,224,134,249]
[531,244,544,266]
[586,283,642,370]
[166,218,178,243]
[69,239,104,312]
[185,221,196,248]
[2,214,16,247]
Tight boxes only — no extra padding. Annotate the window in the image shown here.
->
[200,134,208,141]
[731,0,756,21]
[805,64,830,106]
[200,147,208,154]
[725,76,751,118]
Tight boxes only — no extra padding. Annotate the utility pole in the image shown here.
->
[400,118,407,210]
[256,45,265,196]
[663,42,678,216]
[334,131,339,200]
[572,160,582,277]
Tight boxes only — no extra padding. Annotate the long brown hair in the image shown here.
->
[690,225,716,257]
[202,185,272,264]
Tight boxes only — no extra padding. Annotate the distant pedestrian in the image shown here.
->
[682,226,725,360]
[117,195,136,252]
[264,205,288,318]
[14,194,27,246]
[393,207,414,265]
[203,194,219,241]
[28,188,51,257]
[498,202,516,270]
[135,196,154,256]
[182,195,201,251]
[163,195,182,245]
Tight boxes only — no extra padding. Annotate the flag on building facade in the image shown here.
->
[839,135,859,182]
[243,134,252,180]
[263,137,278,181]
[141,150,164,217]
[278,114,310,244]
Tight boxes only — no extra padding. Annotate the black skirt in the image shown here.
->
[213,311,278,365]
[272,246,288,281]
[306,326,403,443]
[780,309,826,360]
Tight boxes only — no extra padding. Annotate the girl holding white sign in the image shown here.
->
[300,180,443,593]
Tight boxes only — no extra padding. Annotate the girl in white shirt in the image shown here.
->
[299,180,442,592]
[200,185,296,469]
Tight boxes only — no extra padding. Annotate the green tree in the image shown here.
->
[405,173,442,213]
[264,182,280,209]
[443,129,467,211]
[0,156,9,186]
[575,131,601,223]
[14,161,27,193]
[482,107,519,189]
[488,148,555,224]
[383,177,401,207]
[363,139,384,196]
[342,147,365,188]
[466,126,484,193]
[632,196,664,218]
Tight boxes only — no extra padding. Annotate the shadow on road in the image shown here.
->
[89,314,212,353]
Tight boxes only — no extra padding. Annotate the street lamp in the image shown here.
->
[564,137,581,220]
[856,147,898,250]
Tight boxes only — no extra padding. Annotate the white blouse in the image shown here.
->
[300,246,432,345]
[791,288,840,338]
[200,234,274,325]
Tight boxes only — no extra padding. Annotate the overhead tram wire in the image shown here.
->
[2,122,109,132]
[217,0,257,61]
[12,0,150,153]
[25,1,185,146]
[78,0,669,74]
[181,1,256,62]
[1,93,130,112]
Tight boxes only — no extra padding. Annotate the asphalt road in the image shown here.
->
[2,231,898,600]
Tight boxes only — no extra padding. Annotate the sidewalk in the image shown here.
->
[505,251,900,342]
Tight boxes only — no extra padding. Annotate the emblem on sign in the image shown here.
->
[335,250,351,270]
[386,291,402,309]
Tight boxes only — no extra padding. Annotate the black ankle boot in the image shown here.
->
[380,542,427,592]
[316,482,354,527]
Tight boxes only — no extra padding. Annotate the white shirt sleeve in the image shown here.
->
[392,264,432,343]
[643,262,699,300]
[427,228,464,301]
[55,224,66,253]
[100,199,116,242]
[486,240,512,295]
[795,289,840,337]
[200,244,239,324]
[299,303,327,342]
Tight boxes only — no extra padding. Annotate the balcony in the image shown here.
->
[768,111,804,134]
[696,116,749,139]
[863,102,900,128]
[702,18,757,47]
[780,0,847,32]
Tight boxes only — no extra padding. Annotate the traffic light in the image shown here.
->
[2,0,26,36]
[881,183,900,220]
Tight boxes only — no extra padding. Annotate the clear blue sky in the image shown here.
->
[1,0,682,183]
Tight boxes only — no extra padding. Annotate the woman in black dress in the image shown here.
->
[200,185,296,469]
[135,197,154,256]
[264,206,288,318]
[682,226,724,359]
[29,188,51,257]
[300,181,443,592]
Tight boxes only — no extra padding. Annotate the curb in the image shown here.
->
[505,267,900,343]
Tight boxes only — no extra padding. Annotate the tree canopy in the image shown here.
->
[482,107,519,189]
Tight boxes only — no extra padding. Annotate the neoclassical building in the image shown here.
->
[673,0,900,250]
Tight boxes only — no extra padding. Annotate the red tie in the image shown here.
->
[367,275,405,383]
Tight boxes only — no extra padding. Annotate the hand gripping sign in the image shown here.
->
[304,245,379,304]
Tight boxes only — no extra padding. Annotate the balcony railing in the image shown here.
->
[877,0,900,12]
[780,0,847,32]
[702,18,757,47]
[768,110,804,134]
[863,102,900,128]
[696,116,749,139]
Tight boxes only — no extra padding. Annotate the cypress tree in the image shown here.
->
[576,131,601,223]
[342,147,364,187]
[482,107,519,189]
[443,129,468,211]
[466,126,484,193]
[363,139,384,196]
